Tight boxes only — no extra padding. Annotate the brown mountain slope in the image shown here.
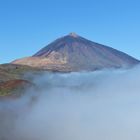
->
[12,33,140,72]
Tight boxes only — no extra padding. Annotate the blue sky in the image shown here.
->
[0,0,140,63]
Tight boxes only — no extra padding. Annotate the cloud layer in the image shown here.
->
[1,66,140,140]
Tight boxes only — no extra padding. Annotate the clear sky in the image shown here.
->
[0,0,140,64]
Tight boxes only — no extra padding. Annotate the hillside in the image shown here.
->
[0,64,40,97]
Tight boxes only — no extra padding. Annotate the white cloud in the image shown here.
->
[1,66,140,140]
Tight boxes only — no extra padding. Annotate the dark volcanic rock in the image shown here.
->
[12,33,140,71]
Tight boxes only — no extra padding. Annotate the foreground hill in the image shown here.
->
[12,33,140,72]
[0,64,40,82]
[0,64,40,97]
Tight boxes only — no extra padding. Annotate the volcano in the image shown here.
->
[12,33,140,72]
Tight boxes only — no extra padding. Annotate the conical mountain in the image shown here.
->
[12,33,140,72]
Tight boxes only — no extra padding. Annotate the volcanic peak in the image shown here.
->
[69,32,79,38]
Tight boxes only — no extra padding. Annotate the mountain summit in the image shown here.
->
[12,33,140,72]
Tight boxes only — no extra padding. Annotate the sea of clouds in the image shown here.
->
[1,66,140,140]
